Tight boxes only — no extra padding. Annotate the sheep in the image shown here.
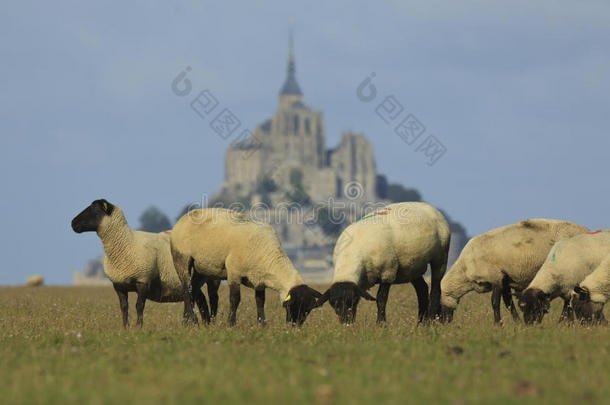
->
[440,219,588,324]
[71,199,220,327]
[170,208,322,326]
[25,275,44,287]
[519,230,610,324]
[315,202,451,325]
[572,254,610,325]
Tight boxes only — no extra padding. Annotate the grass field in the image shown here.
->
[1,285,608,404]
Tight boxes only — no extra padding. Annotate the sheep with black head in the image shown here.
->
[519,230,610,324]
[170,208,321,326]
[72,199,219,327]
[316,202,450,325]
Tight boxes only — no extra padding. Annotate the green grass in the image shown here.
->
[0,285,608,404]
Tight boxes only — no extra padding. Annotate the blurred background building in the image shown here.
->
[74,39,469,285]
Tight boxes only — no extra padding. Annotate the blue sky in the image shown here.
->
[1,1,609,284]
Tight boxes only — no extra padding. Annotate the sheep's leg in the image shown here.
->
[207,280,220,319]
[501,278,520,322]
[412,277,429,324]
[181,287,198,326]
[255,289,266,326]
[113,284,129,328]
[228,283,241,327]
[174,254,198,326]
[376,283,391,324]
[491,286,502,324]
[428,260,446,320]
[135,282,148,327]
[192,274,211,325]
[596,311,607,326]
[559,298,574,323]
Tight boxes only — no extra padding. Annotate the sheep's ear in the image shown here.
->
[358,287,376,301]
[574,286,590,299]
[309,286,322,299]
[100,199,114,215]
[313,290,329,308]
[282,294,291,308]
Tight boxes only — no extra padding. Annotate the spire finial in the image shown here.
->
[279,29,302,96]
[287,30,295,75]
[289,29,294,54]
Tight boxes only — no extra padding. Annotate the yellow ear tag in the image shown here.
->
[284,294,291,302]
[103,202,108,212]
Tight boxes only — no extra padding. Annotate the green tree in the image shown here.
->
[286,168,311,206]
[376,174,388,199]
[289,169,303,187]
[316,206,345,236]
[139,206,171,233]
[386,184,422,202]
[256,177,278,194]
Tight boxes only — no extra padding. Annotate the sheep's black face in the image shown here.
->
[316,282,376,325]
[439,305,455,323]
[518,288,549,324]
[572,287,606,325]
[283,285,322,326]
[71,199,114,233]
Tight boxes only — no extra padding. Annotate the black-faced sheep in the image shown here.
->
[572,253,610,325]
[316,202,451,324]
[519,230,610,324]
[170,208,321,326]
[440,219,588,324]
[71,199,220,327]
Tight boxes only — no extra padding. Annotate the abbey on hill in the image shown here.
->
[212,40,467,277]
[220,40,377,204]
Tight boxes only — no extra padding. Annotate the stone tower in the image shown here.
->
[268,38,326,170]
[221,37,378,203]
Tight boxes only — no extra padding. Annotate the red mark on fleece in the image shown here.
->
[586,230,602,234]
[163,231,171,234]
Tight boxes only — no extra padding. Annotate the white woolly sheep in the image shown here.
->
[315,202,450,324]
[572,253,610,325]
[71,199,220,327]
[519,230,610,324]
[440,219,588,324]
[170,208,322,326]
[25,275,44,287]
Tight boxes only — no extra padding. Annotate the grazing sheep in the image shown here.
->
[440,219,588,324]
[170,208,322,326]
[25,275,44,287]
[519,230,610,324]
[315,202,450,325]
[572,254,610,325]
[71,199,220,327]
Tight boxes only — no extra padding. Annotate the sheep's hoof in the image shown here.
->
[182,316,198,327]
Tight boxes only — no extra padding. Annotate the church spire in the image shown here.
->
[279,33,302,96]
